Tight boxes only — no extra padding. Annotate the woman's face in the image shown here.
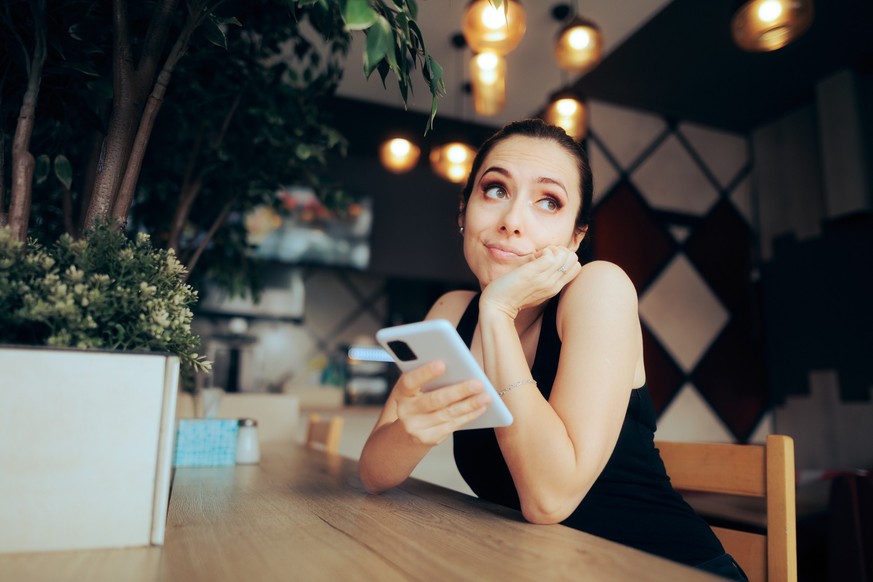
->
[461,135,585,288]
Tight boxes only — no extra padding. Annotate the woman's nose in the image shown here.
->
[499,199,524,235]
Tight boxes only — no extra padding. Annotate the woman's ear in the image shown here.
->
[569,226,588,252]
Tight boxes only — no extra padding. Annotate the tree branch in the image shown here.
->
[7,0,46,242]
[112,2,219,223]
[112,0,135,101]
[182,197,235,283]
[167,90,243,251]
[136,0,180,88]
[137,0,179,81]
[86,0,176,229]
[0,129,6,228]
[61,182,76,237]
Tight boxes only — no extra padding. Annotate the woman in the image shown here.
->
[359,119,746,580]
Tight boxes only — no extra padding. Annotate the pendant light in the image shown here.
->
[543,93,587,140]
[430,142,476,183]
[379,138,420,174]
[470,52,507,116]
[462,0,527,56]
[554,14,603,74]
[731,0,814,52]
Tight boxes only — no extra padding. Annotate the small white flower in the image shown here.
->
[66,266,84,282]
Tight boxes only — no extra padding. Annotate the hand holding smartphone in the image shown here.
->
[376,319,513,430]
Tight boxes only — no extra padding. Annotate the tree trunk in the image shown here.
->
[7,0,47,242]
[84,101,140,229]
[84,0,181,230]
[112,5,208,224]
[76,100,112,232]
[110,69,174,223]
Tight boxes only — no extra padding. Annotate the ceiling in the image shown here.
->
[335,0,673,127]
[334,0,873,134]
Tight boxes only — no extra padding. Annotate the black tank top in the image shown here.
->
[453,294,725,566]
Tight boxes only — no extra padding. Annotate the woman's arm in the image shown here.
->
[479,259,643,523]
[358,291,490,493]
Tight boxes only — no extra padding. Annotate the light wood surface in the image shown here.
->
[657,435,797,582]
[1,444,721,581]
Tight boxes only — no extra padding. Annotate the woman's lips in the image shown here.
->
[486,244,528,261]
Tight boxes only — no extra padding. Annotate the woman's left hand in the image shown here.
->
[480,245,581,319]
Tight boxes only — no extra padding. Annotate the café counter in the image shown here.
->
[0,443,720,581]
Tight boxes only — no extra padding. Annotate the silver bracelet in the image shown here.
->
[497,378,537,398]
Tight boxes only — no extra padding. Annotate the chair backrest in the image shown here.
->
[655,434,797,582]
[305,414,344,454]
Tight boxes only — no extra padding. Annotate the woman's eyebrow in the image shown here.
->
[537,176,568,196]
[481,166,510,178]
[481,166,568,196]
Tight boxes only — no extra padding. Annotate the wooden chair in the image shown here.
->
[656,434,797,582]
[305,414,344,454]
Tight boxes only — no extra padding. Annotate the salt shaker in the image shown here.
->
[236,418,260,464]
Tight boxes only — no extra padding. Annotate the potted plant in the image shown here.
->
[0,222,210,552]
[0,0,444,552]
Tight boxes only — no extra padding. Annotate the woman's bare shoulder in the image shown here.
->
[557,260,639,326]
[566,260,637,300]
[426,289,478,324]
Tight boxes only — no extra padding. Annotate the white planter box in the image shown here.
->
[0,346,179,553]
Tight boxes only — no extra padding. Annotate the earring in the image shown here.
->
[459,226,465,235]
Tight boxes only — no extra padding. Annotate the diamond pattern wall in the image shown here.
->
[639,254,729,372]
[632,134,720,215]
[588,99,767,442]
[590,180,677,290]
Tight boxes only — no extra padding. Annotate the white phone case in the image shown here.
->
[376,319,513,430]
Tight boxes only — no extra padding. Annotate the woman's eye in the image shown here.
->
[484,185,507,199]
[536,197,560,212]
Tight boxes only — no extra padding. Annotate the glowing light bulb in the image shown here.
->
[556,99,578,117]
[568,28,591,50]
[448,165,466,182]
[481,5,507,29]
[379,138,420,173]
[476,52,499,70]
[757,0,783,23]
[389,139,411,157]
[447,145,469,164]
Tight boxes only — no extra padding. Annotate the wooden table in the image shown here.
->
[0,444,720,581]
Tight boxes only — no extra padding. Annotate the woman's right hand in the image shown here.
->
[480,245,581,320]
[391,360,491,446]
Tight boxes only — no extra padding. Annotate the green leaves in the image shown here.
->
[341,0,442,132]
[364,15,395,78]
[54,155,73,190]
[201,14,242,50]
[34,154,73,189]
[342,0,378,30]
[35,155,51,184]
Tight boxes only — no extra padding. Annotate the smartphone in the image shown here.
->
[375,319,513,430]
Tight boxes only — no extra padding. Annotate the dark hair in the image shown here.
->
[460,119,594,235]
